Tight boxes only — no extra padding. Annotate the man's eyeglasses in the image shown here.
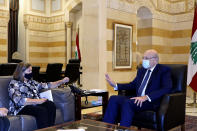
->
[143,57,157,60]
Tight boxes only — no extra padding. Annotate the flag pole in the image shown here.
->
[193,0,197,106]
[78,24,79,34]
[187,0,197,107]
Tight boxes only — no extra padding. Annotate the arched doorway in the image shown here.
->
[136,6,153,65]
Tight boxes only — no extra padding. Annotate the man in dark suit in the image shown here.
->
[103,49,172,127]
[0,107,10,131]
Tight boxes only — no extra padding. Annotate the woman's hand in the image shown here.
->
[36,98,47,104]
[49,77,70,88]
[25,98,47,105]
[62,77,69,84]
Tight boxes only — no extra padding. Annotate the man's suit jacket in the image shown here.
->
[117,64,172,107]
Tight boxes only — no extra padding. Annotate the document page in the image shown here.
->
[39,90,53,101]
[57,129,85,131]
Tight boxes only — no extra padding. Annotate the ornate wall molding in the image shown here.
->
[165,0,186,3]
[120,0,135,4]
[24,14,65,24]
[0,9,9,27]
[151,0,194,15]
[108,0,194,15]
[24,14,65,32]
[64,0,82,22]
[107,0,137,14]
[107,0,194,22]
[0,9,8,18]
[66,22,72,28]
[65,0,82,12]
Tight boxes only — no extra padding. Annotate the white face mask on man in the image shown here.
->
[142,59,150,69]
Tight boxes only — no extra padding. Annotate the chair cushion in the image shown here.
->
[163,64,187,93]
[0,76,13,108]
[133,110,157,123]
[0,63,17,76]
[20,115,37,131]
[132,111,157,129]
[51,88,75,122]
[7,115,22,131]
[55,109,64,124]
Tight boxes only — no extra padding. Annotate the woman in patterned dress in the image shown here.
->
[8,62,69,129]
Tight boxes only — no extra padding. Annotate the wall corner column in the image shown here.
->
[66,22,72,63]
[24,21,29,62]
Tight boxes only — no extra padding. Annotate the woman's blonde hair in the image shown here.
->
[13,62,31,81]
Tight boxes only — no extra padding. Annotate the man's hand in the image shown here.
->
[130,96,148,107]
[105,74,116,88]
[0,108,8,117]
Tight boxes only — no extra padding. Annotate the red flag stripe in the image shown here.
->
[192,3,197,37]
[189,72,197,92]
[76,32,81,61]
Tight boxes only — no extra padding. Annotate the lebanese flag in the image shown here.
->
[187,3,197,92]
[76,31,81,61]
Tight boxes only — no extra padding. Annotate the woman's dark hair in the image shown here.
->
[13,62,31,81]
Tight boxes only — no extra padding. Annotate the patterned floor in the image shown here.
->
[81,96,197,131]
[186,97,197,116]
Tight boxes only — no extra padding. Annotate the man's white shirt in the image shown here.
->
[114,65,157,102]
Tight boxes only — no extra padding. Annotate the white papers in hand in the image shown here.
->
[40,90,53,101]
[89,89,107,93]
[57,129,85,131]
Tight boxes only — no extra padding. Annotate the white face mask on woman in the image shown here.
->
[142,59,150,69]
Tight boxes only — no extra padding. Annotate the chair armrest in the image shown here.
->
[50,88,75,122]
[157,92,186,130]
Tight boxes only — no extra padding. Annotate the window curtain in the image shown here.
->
[8,0,19,63]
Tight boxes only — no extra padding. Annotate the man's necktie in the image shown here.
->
[137,70,151,96]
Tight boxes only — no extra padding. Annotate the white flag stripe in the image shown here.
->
[187,28,197,86]
[187,56,197,85]
[192,30,197,42]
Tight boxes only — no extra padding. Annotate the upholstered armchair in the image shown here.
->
[64,63,80,84]
[0,76,75,131]
[32,66,40,81]
[118,64,187,131]
[40,63,63,82]
[0,63,17,76]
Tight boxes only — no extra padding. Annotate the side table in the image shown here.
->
[75,91,109,120]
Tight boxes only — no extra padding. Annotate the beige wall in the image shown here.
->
[26,15,66,71]
[106,0,193,96]
[19,0,67,71]
[80,0,107,90]
[70,9,82,58]
[138,18,191,64]
[106,8,138,95]
[0,0,9,63]
[0,0,195,96]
